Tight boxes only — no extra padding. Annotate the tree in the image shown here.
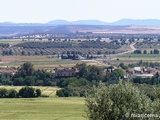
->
[113,69,124,79]
[8,89,18,98]
[13,77,24,86]
[153,49,159,54]
[85,82,156,120]
[0,88,8,98]
[18,87,36,98]
[35,89,41,97]
[143,50,147,54]
[134,50,141,54]
[16,62,35,78]
[119,62,128,70]
[24,76,35,86]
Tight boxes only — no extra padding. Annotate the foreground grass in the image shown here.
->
[0,97,86,120]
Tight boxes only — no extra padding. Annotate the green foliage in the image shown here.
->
[0,88,8,98]
[0,88,18,98]
[113,69,124,78]
[15,62,35,77]
[35,89,41,97]
[13,77,24,86]
[86,82,160,120]
[18,86,41,98]
[128,60,160,68]
[119,62,128,70]
[76,63,103,82]
[56,87,73,97]
[12,63,54,86]
[134,50,142,54]
[56,77,92,97]
[15,41,120,49]
[8,89,18,98]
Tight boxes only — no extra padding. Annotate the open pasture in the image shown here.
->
[0,97,86,120]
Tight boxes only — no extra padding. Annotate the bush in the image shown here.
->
[8,89,18,98]
[0,88,8,98]
[56,87,73,97]
[18,86,41,98]
[35,89,41,97]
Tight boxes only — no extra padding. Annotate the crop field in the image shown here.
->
[0,55,101,69]
[107,54,160,66]
[0,97,86,120]
[0,86,86,119]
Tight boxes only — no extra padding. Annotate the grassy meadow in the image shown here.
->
[0,86,87,120]
[0,97,86,120]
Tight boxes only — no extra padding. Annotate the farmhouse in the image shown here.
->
[127,66,159,78]
[135,74,154,78]
[0,69,17,75]
[54,66,78,77]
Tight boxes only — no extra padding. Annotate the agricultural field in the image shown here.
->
[0,55,101,70]
[0,86,86,119]
[0,40,121,56]
[0,97,86,120]
[108,53,160,66]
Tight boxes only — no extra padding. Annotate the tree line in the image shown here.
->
[15,41,120,49]
[134,49,159,54]
[0,86,41,98]
[56,63,124,97]
[0,62,54,86]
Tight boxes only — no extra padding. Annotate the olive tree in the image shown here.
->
[85,81,159,120]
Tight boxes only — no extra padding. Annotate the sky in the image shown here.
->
[0,0,160,23]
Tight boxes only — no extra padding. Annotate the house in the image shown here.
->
[0,69,17,75]
[134,74,154,78]
[127,66,158,79]
[54,66,78,77]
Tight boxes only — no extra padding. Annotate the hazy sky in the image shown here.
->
[0,0,160,23]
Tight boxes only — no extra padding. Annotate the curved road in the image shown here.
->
[81,43,137,66]
[115,43,136,56]
[94,43,137,66]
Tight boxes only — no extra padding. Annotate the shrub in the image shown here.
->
[8,89,18,98]
[18,86,36,98]
[0,88,8,98]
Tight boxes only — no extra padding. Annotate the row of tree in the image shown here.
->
[15,41,120,49]
[134,49,160,54]
[0,86,41,98]
[0,62,55,86]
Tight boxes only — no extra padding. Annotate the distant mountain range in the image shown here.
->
[1,19,160,26]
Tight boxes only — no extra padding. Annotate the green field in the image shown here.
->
[0,97,86,120]
[0,86,86,120]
